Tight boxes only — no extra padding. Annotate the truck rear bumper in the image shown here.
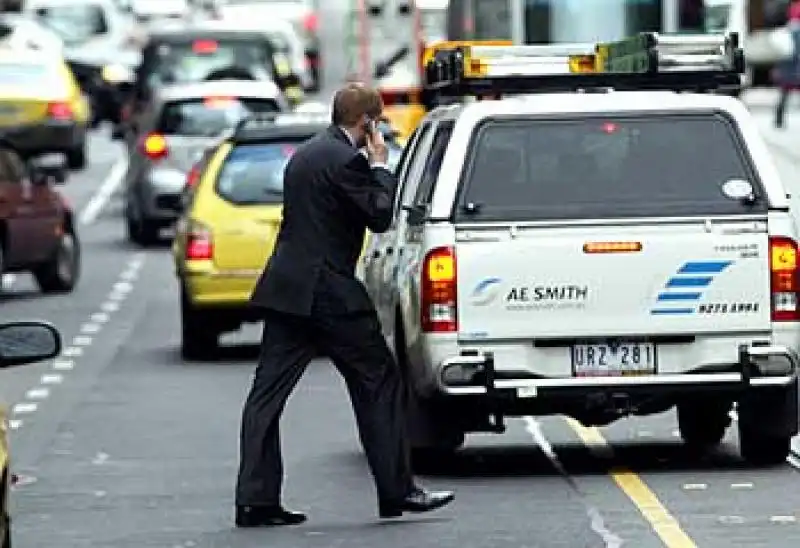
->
[437,343,798,397]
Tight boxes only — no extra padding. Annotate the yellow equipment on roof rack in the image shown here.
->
[423,32,744,99]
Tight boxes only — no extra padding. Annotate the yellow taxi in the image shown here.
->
[173,115,328,359]
[0,48,91,169]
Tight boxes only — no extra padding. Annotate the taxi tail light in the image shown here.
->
[47,102,73,120]
[769,236,800,322]
[186,221,213,261]
[421,246,458,333]
[185,165,201,189]
[139,132,168,161]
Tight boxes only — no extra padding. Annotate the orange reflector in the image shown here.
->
[583,241,642,253]
[426,254,455,283]
[771,242,797,272]
[569,54,596,73]
[204,96,236,107]
[143,133,167,156]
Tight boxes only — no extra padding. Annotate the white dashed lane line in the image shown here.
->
[7,252,146,430]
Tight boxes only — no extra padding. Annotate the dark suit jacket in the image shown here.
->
[250,125,398,316]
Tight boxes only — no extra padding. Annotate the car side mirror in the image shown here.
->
[0,321,61,368]
[401,203,426,225]
[28,154,67,185]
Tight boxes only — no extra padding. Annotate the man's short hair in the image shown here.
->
[331,83,383,127]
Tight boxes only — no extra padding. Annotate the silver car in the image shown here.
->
[122,79,290,245]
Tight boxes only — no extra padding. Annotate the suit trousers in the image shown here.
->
[235,305,415,506]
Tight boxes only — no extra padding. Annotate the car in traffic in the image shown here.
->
[209,0,321,91]
[0,147,79,292]
[127,0,191,23]
[123,79,290,245]
[172,114,324,358]
[0,320,63,548]
[0,48,91,169]
[25,0,140,128]
[0,12,63,53]
[122,25,297,136]
[363,35,800,467]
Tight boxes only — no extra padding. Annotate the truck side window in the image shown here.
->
[413,121,453,206]
[396,122,433,209]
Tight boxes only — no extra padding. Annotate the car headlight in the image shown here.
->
[101,64,133,83]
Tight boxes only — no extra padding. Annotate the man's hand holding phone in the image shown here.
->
[365,120,388,166]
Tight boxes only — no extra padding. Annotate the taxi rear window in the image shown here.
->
[0,63,59,87]
[147,39,277,86]
[457,113,766,222]
[214,140,310,205]
[158,97,281,136]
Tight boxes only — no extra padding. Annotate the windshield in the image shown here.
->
[458,113,764,222]
[215,141,307,205]
[0,62,61,87]
[158,97,281,136]
[148,40,276,87]
[703,3,731,32]
[421,8,447,41]
[32,3,108,45]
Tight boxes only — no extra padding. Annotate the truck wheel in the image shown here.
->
[180,289,219,360]
[33,230,80,293]
[677,401,730,449]
[739,427,791,466]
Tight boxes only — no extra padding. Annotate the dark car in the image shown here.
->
[0,145,79,292]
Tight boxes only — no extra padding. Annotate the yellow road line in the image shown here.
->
[565,418,697,548]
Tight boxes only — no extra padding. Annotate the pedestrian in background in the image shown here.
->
[234,82,455,527]
[774,0,800,128]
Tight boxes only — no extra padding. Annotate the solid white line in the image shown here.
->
[78,158,127,225]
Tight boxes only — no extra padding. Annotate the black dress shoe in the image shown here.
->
[235,505,307,527]
[379,487,455,518]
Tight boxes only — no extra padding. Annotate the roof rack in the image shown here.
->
[422,32,744,99]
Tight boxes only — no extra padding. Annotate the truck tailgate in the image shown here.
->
[456,220,772,340]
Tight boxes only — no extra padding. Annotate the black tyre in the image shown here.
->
[677,401,731,449]
[739,427,791,466]
[32,230,80,293]
[66,146,86,170]
[180,289,219,360]
[126,211,160,247]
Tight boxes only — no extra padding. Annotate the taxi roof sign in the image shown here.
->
[423,32,744,98]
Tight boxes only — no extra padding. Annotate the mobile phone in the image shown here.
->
[363,117,376,135]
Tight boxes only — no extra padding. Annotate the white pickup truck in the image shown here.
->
[362,35,800,467]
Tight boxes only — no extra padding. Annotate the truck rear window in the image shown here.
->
[158,97,281,136]
[458,113,765,222]
[215,140,309,205]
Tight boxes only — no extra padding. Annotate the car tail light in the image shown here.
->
[185,165,201,189]
[302,12,318,33]
[47,101,73,120]
[421,246,458,333]
[139,132,168,161]
[186,220,213,261]
[770,236,800,322]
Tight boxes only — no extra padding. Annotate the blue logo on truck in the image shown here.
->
[650,260,733,315]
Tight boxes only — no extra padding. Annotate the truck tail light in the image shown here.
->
[421,246,458,333]
[186,220,213,261]
[770,236,800,322]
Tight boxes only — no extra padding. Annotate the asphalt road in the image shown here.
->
[5,53,800,548]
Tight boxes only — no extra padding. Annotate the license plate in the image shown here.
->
[572,342,656,377]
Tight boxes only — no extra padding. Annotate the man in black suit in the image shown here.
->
[235,83,455,527]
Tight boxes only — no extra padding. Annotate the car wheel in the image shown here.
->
[125,208,160,247]
[677,400,731,449]
[180,289,219,360]
[66,146,87,170]
[32,229,80,293]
